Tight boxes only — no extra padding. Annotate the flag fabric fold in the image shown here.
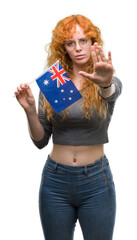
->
[36,60,82,114]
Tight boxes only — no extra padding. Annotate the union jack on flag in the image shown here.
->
[36,60,82,114]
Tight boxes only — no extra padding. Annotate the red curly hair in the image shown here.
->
[41,14,108,121]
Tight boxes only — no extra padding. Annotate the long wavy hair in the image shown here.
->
[41,14,108,121]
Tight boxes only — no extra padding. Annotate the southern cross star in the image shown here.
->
[43,80,49,85]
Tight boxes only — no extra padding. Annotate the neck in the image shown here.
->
[72,63,85,83]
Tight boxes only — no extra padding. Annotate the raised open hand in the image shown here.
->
[79,42,114,87]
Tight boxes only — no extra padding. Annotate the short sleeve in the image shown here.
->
[31,91,52,149]
[98,76,122,102]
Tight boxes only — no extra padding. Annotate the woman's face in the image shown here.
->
[64,24,92,66]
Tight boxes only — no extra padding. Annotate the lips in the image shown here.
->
[75,54,85,59]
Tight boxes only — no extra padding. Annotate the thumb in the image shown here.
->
[24,83,34,98]
[79,71,94,79]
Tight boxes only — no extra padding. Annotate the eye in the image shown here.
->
[80,38,88,44]
[66,41,75,47]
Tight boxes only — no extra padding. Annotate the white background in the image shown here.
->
[0,0,137,239]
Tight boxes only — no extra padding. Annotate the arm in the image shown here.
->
[31,91,52,149]
[26,109,45,142]
[79,42,121,99]
[98,76,122,102]
[15,84,51,149]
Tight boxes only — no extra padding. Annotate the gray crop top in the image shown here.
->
[32,76,122,149]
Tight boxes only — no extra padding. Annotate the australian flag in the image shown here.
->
[36,60,82,114]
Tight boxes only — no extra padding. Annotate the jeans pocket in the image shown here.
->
[87,167,106,183]
[42,164,56,180]
[101,161,112,191]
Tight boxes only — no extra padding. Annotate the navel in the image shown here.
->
[73,153,77,163]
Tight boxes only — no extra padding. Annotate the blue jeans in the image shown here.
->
[39,154,116,240]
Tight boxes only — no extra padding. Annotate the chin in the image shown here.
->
[75,59,88,66]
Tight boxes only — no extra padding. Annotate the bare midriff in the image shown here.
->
[49,144,104,166]
[49,86,104,166]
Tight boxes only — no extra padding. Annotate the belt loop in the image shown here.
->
[54,162,58,173]
[84,165,88,176]
[101,157,103,168]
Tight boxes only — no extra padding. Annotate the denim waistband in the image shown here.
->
[46,154,109,175]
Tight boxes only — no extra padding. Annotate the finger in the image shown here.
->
[24,83,33,98]
[14,87,23,98]
[14,83,29,98]
[91,46,98,64]
[94,44,101,61]
[98,46,106,62]
[20,83,27,90]
[17,86,23,93]
[14,90,19,97]
[24,83,29,88]
[79,71,94,80]
[93,43,102,62]
[93,42,99,48]
[108,51,112,64]
[16,83,28,95]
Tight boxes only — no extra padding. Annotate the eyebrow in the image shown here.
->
[67,36,87,41]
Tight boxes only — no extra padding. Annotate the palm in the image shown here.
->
[79,43,114,87]
[90,62,113,86]
[17,91,33,110]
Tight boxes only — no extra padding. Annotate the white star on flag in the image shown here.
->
[43,80,49,85]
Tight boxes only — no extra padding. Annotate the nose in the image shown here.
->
[75,41,82,51]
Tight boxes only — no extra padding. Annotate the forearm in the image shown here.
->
[15,83,48,144]
[25,109,45,142]
[98,76,122,102]
[99,82,115,98]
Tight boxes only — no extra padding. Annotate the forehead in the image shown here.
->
[67,24,86,40]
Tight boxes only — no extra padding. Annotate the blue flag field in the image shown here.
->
[36,60,82,114]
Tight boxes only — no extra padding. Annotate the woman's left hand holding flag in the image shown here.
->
[14,83,36,114]
[14,83,45,142]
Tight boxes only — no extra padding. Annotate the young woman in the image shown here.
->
[15,15,122,240]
